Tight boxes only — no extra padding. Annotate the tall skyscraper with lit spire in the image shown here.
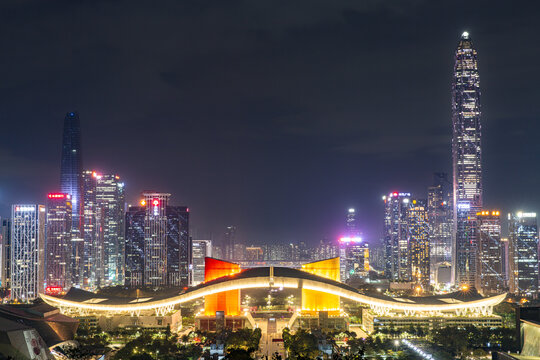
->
[452,32,483,287]
[60,111,84,287]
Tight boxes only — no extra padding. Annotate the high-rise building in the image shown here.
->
[0,219,11,289]
[500,237,509,285]
[124,193,190,288]
[339,237,369,281]
[81,170,101,289]
[452,32,483,287]
[60,112,84,287]
[10,205,46,301]
[508,212,539,298]
[125,205,145,287]
[427,173,453,284]
[45,193,72,293]
[80,171,125,288]
[346,208,360,237]
[476,210,503,295]
[407,199,430,287]
[383,192,411,281]
[223,226,237,261]
[192,240,212,285]
[95,173,125,286]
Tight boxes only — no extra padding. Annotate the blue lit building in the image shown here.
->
[60,111,84,287]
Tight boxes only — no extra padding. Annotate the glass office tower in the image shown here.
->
[60,111,84,287]
[452,33,483,286]
[508,212,539,298]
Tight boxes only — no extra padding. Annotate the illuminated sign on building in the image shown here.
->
[45,286,63,295]
[48,193,69,199]
[15,206,35,212]
[517,212,537,218]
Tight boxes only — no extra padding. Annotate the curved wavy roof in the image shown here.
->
[40,267,506,313]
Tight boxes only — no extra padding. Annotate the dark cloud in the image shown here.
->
[1,0,540,244]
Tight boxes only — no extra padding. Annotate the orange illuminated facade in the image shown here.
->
[204,257,241,316]
[301,257,340,315]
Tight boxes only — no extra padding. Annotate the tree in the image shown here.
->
[282,328,319,360]
[224,348,252,360]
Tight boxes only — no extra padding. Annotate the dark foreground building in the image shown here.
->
[0,303,78,359]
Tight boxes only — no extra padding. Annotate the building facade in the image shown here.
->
[339,237,369,281]
[60,112,84,288]
[81,170,101,289]
[508,212,539,297]
[124,193,190,288]
[223,226,237,262]
[125,205,145,287]
[452,32,483,287]
[383,192,411,281]
[427,173,453,285]
[476,211,503,295]
[407,199,430,287]
[192,240,212,285]
[95,174,125,286]
[10,205,46,301]
[45,193,72,292]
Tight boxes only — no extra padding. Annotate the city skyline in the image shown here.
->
[1,2,540,246]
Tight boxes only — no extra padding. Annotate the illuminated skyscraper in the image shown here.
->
[452,32,483,287]
[45,193,72,292]
[125,205,145,287]
[10,205,46,301]
[223,225,237,261]
[192,239,212,285]
[383,192,411,281]
[124,193,190,288]
[407,199,430,287]
[346,208,359,237]
[476,210,503,295]
[60,111,84,287]
[508,212,539,297]
[427,173,453,284]
[339,237,369,281]
[81,170,101,288]
[80,171,125,288]
[95,174,125,286]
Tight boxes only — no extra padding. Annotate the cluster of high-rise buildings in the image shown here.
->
[0,112,191,301]
[381,32,539,298]
[0,32,538,303]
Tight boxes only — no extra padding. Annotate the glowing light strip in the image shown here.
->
[40,276,506,314]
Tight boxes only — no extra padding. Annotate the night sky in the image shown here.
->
[1,1,540,245]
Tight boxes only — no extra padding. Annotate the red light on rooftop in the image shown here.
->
[393,192,398,196]
[48,193,66,199]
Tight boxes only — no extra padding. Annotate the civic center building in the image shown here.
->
[40,257,506,333]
